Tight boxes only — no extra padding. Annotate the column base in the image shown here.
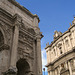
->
[3,69,17,75]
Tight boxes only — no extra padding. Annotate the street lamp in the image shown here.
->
[43,68,45,75]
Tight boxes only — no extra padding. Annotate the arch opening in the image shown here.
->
[16,59,30,75]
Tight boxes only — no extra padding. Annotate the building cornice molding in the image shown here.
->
[45,28,72,49]
[8,0,40,22]
[45,18,75,50]
[0,8,13,25]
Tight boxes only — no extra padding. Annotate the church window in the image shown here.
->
[59,47,63,54]
[65,40,69,47]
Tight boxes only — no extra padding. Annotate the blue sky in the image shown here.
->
[16,0,75,75]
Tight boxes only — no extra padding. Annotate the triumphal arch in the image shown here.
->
[0,0,43,75]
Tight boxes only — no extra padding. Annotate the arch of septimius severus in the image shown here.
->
[45,18,75,75]
[0,0,43,75]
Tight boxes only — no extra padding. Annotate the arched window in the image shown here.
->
[59,47,63,54]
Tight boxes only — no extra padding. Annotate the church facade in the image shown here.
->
[0,0,43,75]
[45,18,75,75]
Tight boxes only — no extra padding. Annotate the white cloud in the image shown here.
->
[41,49,47,71]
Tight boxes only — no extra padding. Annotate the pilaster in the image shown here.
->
[73,59,75,67]
[68,35,72,50]
[58,67,60,75]
[33,40,37,75]
[36,35,42,75]
[9,14,22,73]
[50,71,52,75]
[63,39,67,53]
[55,69,57,75]
[71,31,75,47]
[62,39,65,53]
[68,61,73,75]
[48,71,50,75]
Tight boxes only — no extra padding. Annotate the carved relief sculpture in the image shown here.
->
[0,0,43,75]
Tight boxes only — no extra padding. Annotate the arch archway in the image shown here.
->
[16,59,30,75]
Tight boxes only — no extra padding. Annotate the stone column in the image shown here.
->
[33,40,37,75]
[10,24,19,72]
[58,67,60,75]
[50,71,52,75]
[73,59,75,67]
[55,46,57,58]
[49,50,51,63]
[68,61,73,75]
[68,36,72,50]
[36,36,42,75]
[46,51,49,63]
[73,30,75,45]
[63,39,67,53]
[69,35,73,48]
[55,69,57,75]
[56,45,58,57]
[62,39,65,53]
[9,14,22,74]
[48,51,50,63]
[71,31,75,47]
[48,71,50,75]
[65,62,68,69]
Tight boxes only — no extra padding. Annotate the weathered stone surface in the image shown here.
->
[0,0,43,75]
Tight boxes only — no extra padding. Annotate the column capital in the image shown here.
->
[36,32,43,40]
[13,14,22,27]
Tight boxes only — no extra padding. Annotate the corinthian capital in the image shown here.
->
[36,32,43,39]
[13,14,22,27]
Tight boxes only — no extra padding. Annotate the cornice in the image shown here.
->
[68,24,75,30]
[45,22,75,50]
[19,28,36,40]
[45,29,71,49]
[8,0,40,22]
[0,8,13,19]
[0,8,13,25]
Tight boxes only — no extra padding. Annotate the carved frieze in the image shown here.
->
[20,21,36,35]
[19,31,34,46]
[18,41,33,59]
